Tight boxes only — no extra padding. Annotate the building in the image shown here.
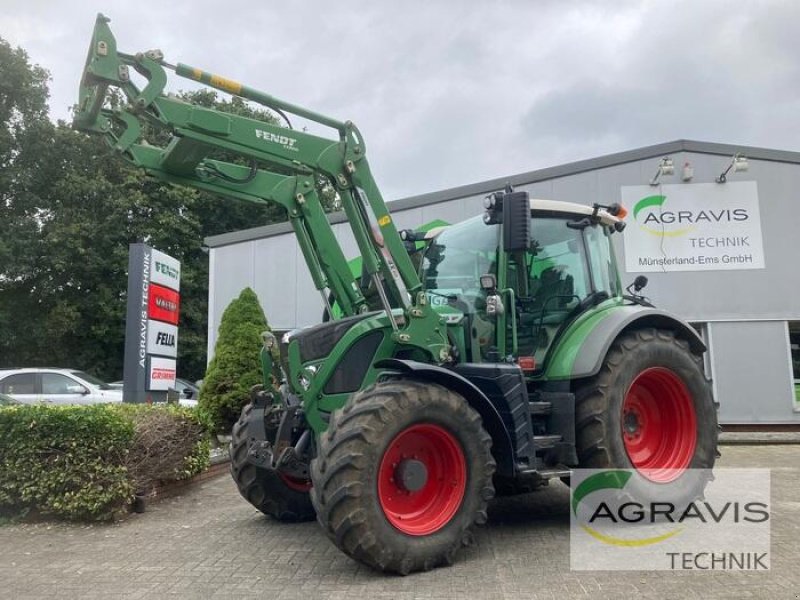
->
[205,139,800,424]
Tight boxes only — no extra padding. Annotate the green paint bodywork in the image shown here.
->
[541,298,625,380]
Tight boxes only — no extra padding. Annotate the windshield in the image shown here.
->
[422,216,498,301]
[71,370,112,390]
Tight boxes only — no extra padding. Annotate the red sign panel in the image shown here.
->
[148,284,180,325]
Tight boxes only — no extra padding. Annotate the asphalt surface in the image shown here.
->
[1,445,798,599]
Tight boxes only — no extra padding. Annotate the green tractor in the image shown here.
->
[75,15,718,574]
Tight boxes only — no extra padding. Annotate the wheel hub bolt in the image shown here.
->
[624,411,640,434]
[395,459,428,492]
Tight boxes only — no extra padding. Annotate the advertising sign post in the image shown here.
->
[122,244,181,403]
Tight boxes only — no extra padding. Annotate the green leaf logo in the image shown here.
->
[633,195,666,221]
[572,470,682,547]
[633,194,695,237]
[572,470,632,516]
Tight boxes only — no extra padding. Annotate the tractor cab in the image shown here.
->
[421,198,625,370]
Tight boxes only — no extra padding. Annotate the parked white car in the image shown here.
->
[0,368,123,406]
[109,378,199,408]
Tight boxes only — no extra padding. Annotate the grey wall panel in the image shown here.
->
[462,195,486,218]
[207,243,254,356]
[253,236,297,331]
[333,222,359,260]
[550,171,599,205]
[596,159,657,206]
[708,321,797,423]
[293,237,323,330]
[422,199,463,225]
[389,207,424,230]
[518,180,555,200]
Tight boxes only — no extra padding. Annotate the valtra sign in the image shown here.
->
[122,244,181,402]
[148,284,181,325]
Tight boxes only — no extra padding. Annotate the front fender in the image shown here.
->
[375,358,516,477]
[545,303,705,381]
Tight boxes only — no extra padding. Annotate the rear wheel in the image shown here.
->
[575,328,718,497]
[310,380,495,574]
[230,403,315,522]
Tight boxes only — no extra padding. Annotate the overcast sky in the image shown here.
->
[4,1,799,200]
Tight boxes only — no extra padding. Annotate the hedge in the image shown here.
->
[0,403,209,522]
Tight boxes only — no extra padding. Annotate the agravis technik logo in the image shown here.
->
[570,468,771,571]
[572,470,682,547]
[633,194,750,238]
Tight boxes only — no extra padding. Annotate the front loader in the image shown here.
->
[75,15,718,574]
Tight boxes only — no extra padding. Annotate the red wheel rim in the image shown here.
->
[279,472,312,492]
[622,367,697,483]
[378,423,467,536]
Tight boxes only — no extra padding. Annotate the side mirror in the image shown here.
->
[67,385,88,395]
[502,191,531,252]
[182,388,194,399]
[633,275,648,292]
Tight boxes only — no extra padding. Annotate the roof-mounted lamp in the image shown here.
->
[649,156,675,186]
[716,153,749,183]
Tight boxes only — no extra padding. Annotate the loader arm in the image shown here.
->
[74,14,450,361]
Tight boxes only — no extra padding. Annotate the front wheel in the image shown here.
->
[310,380,495,574]
[229,403,315,522]
[575,328,718,497]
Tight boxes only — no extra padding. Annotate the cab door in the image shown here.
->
[504,217,593,367]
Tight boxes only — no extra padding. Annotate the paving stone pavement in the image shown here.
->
[1,445,799,600]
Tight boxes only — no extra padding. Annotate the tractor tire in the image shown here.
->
[230,403,315,522]
[574,328,718,499]
[310,380,495,575]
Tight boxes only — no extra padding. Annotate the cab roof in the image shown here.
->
[530,199,622,226]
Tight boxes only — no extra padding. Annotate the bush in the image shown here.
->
[200,287,270,434]
[114,404,210,495]
[0,403,210,522]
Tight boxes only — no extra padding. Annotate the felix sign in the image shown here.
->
[122,244,181,402]
[621,182,765,273]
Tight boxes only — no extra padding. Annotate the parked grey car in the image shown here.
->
[0,392,19,406]
[0,368,123,405]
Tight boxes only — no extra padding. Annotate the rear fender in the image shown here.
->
[545,305,706,380]
[375,358,516,477]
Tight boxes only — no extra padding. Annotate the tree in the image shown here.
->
[0,38,339,383]
[0,40,279,381]
[0,39,53,363]
[198,288,269,434]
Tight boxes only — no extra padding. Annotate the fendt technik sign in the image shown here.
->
[622,182,765,273]
[122,244,181,402]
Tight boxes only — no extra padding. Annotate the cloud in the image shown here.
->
[3,0,799,200]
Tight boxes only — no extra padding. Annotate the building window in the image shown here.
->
[789,322,800,408]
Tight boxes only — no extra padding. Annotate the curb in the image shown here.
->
[719,432,800,445]
[137,458,231,509]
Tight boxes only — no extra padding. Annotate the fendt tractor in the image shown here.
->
[76,15,718,574]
